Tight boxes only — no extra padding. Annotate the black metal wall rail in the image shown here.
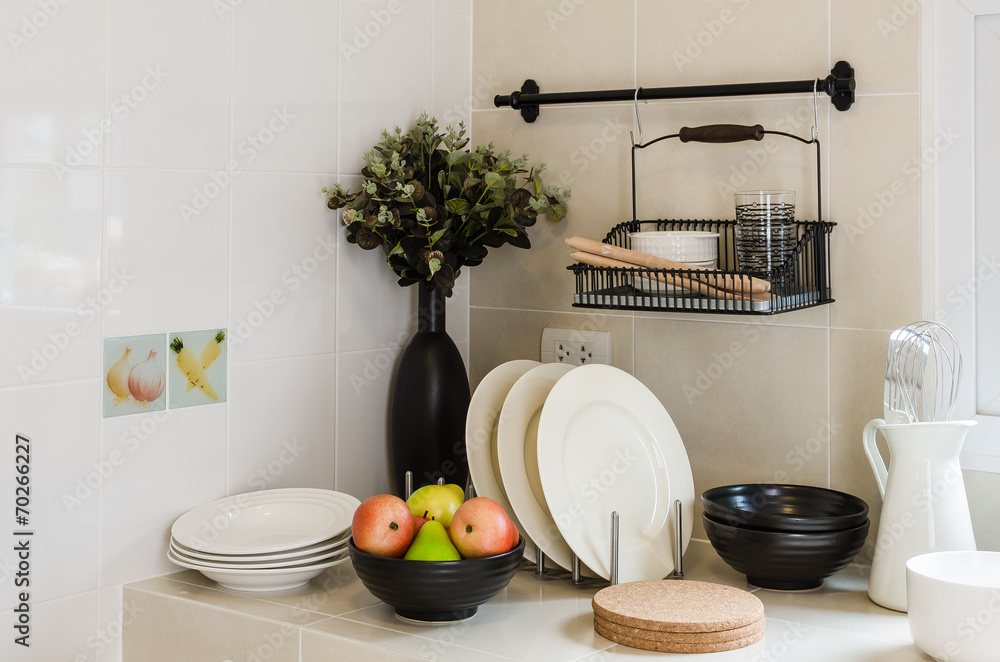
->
[494,61,855,123]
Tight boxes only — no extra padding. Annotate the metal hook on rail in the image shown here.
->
[633,87,646,145]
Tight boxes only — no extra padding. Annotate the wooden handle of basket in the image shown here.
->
[678,124,765,143]
[569,252,771,303]
[564,236,770,294]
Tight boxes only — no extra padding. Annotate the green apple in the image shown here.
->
[405,484,464,528]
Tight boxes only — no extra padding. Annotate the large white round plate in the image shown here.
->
[466,359,541,560]
[497,363,597,574]
[171,488,360,555]
[166,547,348,591]
[537,364,694,583]
[168,541,348,570]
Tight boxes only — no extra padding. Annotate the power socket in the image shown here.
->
[540,328,611,366]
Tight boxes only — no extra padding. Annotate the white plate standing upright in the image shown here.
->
[466,359,541,560]
[536,364,694,583]
[497,363,597,574]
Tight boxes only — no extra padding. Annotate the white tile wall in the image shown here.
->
[0,0,471,657]
[229,173,338,364]
[228,355,337,492]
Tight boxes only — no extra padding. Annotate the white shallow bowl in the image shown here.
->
[169,541,348,569]
[630,231,719,263]
[170,529,349,563]
[907,551,1000,662]
[166,547,349,591]
[171,488,359,555]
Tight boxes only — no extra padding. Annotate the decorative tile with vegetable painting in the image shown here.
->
[168,329,227,409]
[103,334,167,418]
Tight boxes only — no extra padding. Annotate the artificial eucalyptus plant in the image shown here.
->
[323,114,568,297]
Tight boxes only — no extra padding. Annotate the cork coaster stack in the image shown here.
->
[592,580,765,654]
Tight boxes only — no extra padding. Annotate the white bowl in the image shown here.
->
[171,488,359,555]
[907,551,1000,662]
[166,547,349,591]
[629,231,719,263]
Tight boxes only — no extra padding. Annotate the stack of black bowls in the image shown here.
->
[702,484,870,590]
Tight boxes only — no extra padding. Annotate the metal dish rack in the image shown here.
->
[570,118,836,315]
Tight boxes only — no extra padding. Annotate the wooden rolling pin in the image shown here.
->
[570,252,772,303]
[565,236,770,294]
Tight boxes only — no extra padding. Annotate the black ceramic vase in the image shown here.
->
[389,282,471,496]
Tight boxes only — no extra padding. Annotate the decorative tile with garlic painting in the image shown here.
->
[168,329,228,409]
[103,334,167,418]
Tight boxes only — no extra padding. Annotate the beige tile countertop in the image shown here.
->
[122,540,929,661]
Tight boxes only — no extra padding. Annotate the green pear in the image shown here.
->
[405,484,464,528]
[403,520,462,561]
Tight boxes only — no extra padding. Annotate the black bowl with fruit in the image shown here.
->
[348,536,525,622]
[348,492,525,623]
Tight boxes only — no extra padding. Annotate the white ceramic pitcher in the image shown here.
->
[863,419,977,612]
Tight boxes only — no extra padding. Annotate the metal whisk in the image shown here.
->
[884,322,962,423]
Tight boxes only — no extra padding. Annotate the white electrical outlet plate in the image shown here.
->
[540,328,611,366]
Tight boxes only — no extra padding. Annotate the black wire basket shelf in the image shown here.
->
[569,218,835,315]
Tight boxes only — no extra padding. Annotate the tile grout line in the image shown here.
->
[225,0,236,500]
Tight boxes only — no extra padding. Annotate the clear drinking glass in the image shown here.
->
[734,190,796,280]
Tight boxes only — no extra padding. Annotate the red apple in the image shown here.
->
[412,514,429,534]
[506,518,521,552]
[352,494,414,558]
[449,497,515,558]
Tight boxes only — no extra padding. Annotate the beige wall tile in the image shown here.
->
[634,318,829,539]
[829,93,920,331]
[469,308,634,389]
[123,587,300,662]
[964,470,1000,552]
[832,0,918,95]
[472,0,635,111]
[830,328,891,566]
[637,0,828,87]
[469,105,635,313]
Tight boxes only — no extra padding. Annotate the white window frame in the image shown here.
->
[923,0,1000,471]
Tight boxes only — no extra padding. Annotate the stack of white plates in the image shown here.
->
[466,362,694,584]
[168,488,359,591]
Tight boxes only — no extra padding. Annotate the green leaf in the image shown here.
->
[484,172,503,189]
[445,198,471,215]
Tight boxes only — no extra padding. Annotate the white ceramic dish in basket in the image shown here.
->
[629,230,719,263]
